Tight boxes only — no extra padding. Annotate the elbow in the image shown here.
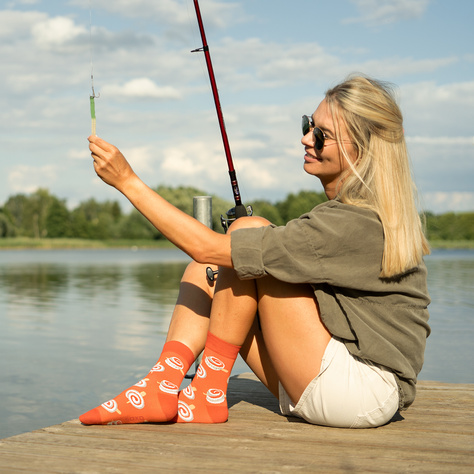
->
[191,248,209,265]
[187,233,231,267]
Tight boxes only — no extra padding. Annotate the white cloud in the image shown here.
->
[8,165,57,194]
[122,146,155,175]
[102,78,182,100]
[406,136,474,146]
[0,9,46,39]
[403,81,474,106]
[345,0,431,26]
[423,192,474,214]
[31,16,87,49]
[74,0,243,29]
[209,38,456,91]
[161,142,223,180]
[360,56,457,78]
[68,149,91,160]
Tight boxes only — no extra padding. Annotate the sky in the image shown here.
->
[1,0,473,214]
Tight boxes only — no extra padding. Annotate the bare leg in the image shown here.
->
[253,275,331,403]
[80,259,218,425]
[209,216,331,405]
[166,260,217,358]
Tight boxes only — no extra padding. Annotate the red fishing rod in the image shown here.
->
[192,0,248,221]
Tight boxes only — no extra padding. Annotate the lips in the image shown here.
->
[304,152,322,163]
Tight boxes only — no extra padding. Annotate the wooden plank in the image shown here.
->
[0,374,473,473]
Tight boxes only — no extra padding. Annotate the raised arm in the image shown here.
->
[89,135,232,267]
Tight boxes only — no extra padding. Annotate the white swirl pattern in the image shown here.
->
[125,389,145,409]
[183,385,195,400]
[206,388,226,404]
[159,380,179,395]
[101,399,118,413]
[177,401,194,422]
[205,356,225,371]
[151,362,164,372]
[196,365,207,379]
[165,356,184,371]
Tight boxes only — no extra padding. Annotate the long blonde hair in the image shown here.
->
[325,75,430,278]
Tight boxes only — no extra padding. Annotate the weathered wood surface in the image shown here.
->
[0,373,473,473]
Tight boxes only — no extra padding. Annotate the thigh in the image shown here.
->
[254,276,331,405]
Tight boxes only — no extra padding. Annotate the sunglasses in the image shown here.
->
[302,115,327,150]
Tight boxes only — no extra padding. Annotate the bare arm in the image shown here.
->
[89,135,232,267]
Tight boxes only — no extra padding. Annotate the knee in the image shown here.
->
[182,260,216,284]
[228,216,271,234]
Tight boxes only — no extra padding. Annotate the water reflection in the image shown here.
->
[421,250,474,383]
[0,249,193,439]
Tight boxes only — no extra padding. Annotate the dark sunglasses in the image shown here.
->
[302,115,327,150]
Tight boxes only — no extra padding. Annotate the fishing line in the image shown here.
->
[89,0,99,135]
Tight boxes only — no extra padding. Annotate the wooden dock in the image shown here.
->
[0,373,473,473]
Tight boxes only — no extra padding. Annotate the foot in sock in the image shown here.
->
[177,332,241,423]
[79,341,195,425]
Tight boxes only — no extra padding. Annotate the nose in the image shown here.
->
[301,130,313,147]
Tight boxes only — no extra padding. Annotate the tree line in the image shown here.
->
[0,187,472,241]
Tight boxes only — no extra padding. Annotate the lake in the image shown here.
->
[0,248,473,439]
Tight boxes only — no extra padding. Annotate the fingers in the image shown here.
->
[88,135,117,152]
[88,135,115,164]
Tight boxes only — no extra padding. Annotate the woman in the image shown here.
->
[80,75,430,429]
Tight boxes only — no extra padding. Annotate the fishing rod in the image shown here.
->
[191,0,249,226]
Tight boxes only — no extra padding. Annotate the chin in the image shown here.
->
[303,162,320,178]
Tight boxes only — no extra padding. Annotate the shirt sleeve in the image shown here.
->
[231,201,384,288]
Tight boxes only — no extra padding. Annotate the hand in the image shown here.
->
[89,135,136,191]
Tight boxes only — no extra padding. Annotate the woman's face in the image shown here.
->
[301,99,357,199]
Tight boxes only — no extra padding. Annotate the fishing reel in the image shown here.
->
[206,205,253,283]
[220,205,253,233]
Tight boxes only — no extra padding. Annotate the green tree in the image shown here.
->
[45,198,71,238]
[426,211,474,241]
[118,209,161,240]
[3,193,30,236]
[3,189,58,238]
[0,211,15,237]
[155,185,233,233]
[70,199,122,239]
[248,200,284,225]
[276,190,327,222]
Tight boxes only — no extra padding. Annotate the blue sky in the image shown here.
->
[1,0,473,214]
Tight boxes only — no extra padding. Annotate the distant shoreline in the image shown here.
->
[0,238,176,251]
[0,238,473,251]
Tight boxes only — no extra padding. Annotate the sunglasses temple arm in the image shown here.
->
[192,0,247,219]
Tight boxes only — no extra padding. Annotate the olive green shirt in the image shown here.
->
[231,200,431,410]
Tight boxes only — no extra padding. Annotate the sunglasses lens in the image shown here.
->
[313,128,324,150]
[302,116,310,136]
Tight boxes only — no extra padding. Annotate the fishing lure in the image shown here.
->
[90,89,98,136]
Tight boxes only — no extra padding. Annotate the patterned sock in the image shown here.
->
[177,332,241,424]
[79,341,195,425]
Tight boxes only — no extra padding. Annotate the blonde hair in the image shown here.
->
[325,75,430,278]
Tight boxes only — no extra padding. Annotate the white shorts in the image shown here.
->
[279,337,399,428]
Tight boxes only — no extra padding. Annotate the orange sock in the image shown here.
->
[177,332,241,424]
[79,341,195,425]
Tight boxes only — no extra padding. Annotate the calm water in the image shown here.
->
[0,248,473,439]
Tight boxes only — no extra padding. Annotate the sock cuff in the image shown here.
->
[163,340,196,369]
[206,332,241,359]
